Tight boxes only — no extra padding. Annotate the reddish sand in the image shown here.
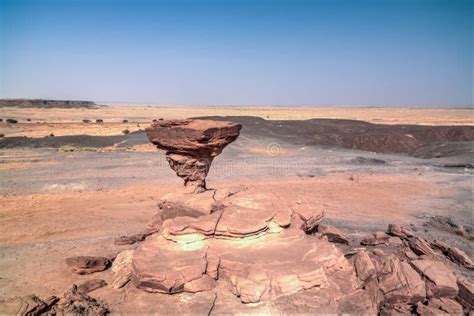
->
[0,174,445,246]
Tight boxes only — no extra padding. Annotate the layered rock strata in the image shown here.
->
[146,119,241,193]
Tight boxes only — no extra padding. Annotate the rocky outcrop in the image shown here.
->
[129,186,356,305]
[0,286,108,315]
[123,180,474,314]
[146,119,241,193]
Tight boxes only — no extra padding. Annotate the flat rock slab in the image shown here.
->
[160,187,324,241]
[65,256,110,275]
[379,257,426,304]
[132,234,215,294]
[132,224,356,304]
[213,228,354,303]
[159,190,218,219]
[145,119,241,154]
[410,260,458,298]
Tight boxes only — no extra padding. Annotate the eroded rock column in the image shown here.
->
[146,119,242,193]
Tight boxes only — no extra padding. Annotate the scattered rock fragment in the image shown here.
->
[373,249,385,256]
[65,256,110,274]
[387,224,414,239]
[76,279,107,294]
[110,250,134,289]
[291,203,324,233]
[431,239,473,268]
[446,246,473,268]
[361,231,388,246]
[54,285,108,315]
[122,119,128,123]
[96,119,104,123]
[82,119,91,123]
[6,118,18,124]
[404,249,419,260]
[430,239,449,252]
[416,297,464,315]
[425,215,473,240]
[318,224,349,244]
[379,303,413,315]
[353,251,376,281]
[0,295,58,315]
[122,129,130,135]
[351,156,386,165]
[115,233,147,245]
[387,236,404,245]
[409,237,437,257]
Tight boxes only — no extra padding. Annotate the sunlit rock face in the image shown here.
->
[145,119,241,193]
[130,186,352,306]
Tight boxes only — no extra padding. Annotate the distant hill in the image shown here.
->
[0,99,105,109]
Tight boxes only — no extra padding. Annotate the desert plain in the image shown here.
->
[0,103,473,314]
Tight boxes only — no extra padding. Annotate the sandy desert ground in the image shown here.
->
[0,105,473,314]
[1,105,473,138]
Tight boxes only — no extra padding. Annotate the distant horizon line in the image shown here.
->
[0,98,473,109]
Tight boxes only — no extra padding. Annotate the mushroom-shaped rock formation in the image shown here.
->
[146,119,242,193]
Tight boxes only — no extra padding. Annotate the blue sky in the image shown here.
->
[0,0,472,106]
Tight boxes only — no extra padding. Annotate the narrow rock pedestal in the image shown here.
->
[146,119,241,193]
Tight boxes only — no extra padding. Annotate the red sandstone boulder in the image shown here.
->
[410,260,458,298]
[456,277,474,309]
[146,119,241,193]
[431,239,473,268]
[377,255,426,303]
[409,237,437,257]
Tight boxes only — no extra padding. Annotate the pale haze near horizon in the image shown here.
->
[0,0,472,107]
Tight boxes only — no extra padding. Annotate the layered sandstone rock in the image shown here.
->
[131,187,331,302]
[146,119,241,193]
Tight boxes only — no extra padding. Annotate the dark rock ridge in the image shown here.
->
[146,119,242,193]
[0,99,104,109]
[2,116,472,161]
[198,116,474,158]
